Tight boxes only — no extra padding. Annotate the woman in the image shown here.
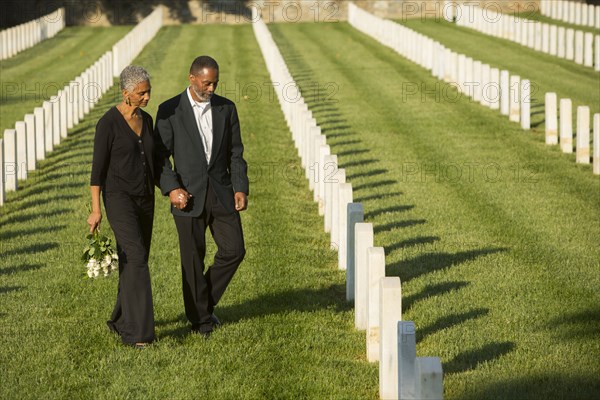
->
[87,65,155,348]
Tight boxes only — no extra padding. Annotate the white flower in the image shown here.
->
[111,261,118,271]
[112,253,119,261]
[93,269,100,278]
[87,269,94,278]
[103,255,112,265]
[86,259,98,269]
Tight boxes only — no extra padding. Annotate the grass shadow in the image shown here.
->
[403,280,469,312]
[364,204,414,220]
[374,219,427,234]
[444,341,515,374]
[418,308,489,342]
[0,264,44,276]
[387,247,507,282]
[384,236,440,255]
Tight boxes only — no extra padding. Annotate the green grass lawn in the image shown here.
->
[268,21,600,399]
[0,26,131,136]
[398,17,600,130]
[0,24,377,399]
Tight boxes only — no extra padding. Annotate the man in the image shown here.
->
[154,55,249,337]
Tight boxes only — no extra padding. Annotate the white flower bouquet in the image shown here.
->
[82,229,118,278]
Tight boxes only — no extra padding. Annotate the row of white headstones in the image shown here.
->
[0,7,164,207]
[348,3,600,176]
[448,3,600,70]
[0,8,65,60]
[252,9,443,400]
[540,0,600,28]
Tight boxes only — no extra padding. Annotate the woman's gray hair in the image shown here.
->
[119,65,150,92]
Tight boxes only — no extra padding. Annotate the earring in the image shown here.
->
[126,98,131,106]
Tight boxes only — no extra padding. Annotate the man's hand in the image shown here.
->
[234,192,247,211]
[169,188,192,210]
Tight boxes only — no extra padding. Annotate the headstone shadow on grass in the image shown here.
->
[443,341,515,374]
[373,218,426,234]
[0,285,24,295]
[353,179,397,192]
[0,263,44,276]
[402,280,469,312]
[383,235,440,256]
[547,306,600,340]
[387,247,508,283]
[0,224,68,241]
[417,308,489,342]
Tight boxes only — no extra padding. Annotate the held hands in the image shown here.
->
[235,192,248,211]
[87,211,102,233]
[170,188,192,210]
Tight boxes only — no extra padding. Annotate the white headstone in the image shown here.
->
[379,278,402,400]
[366,247,386,363]
[43,101,53,153]
[51,95,60,145]
[415,357,444,400]
[65,85,74,129]
[24,114,36,170]
[465,57,473,98]
[15,122,28,181]
[355,222,374,330]
[480,64,490,107]
[534,22,543,51]
[557,27,566,58]
[317,144,330,215]
[76,77,85,120]
[311,135,326,197]
[306,127,321,184]
[545,93,558,145]
[346,203,364,300]
[593,114,600,175]
[3,129,17,191]
[509,75,520,123]
[576,106,590,164]
[566,29,575,60]
[542,23,550,53]
[59,90,68,138]
[338,183,353,270]
[472,61,482,102]
[323,154,338,233]
[488,68,500,110]
[588,4,595,27]
[560,99,573,153]
[330,168,346,249]
[520,80,531,130]
[500,70,510,116]
[549,25,558,56]
[575,30,584,65]
[527,20,535,48]
[596,35,600,72]
[34,107,45,161]
[0,139,4,206]
[584,33,594,67]
[397,320,416,400]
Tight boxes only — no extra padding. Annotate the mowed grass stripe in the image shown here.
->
[1,26,132,135]
[398,18,600,123]
[0,24,377,399]
[269,21,600,399]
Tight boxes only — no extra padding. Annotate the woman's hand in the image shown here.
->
[87,211,102,233]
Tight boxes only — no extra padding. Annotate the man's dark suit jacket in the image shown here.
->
[154,90,249,217]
